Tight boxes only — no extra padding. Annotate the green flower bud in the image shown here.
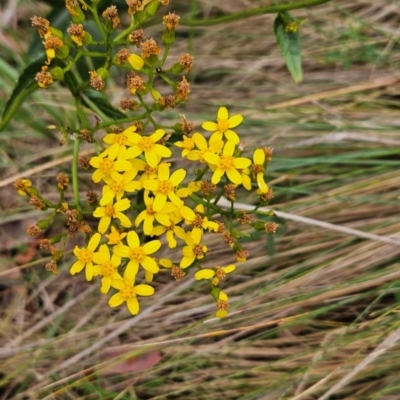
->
[71,6,85,23]
[151,89,162,101]
[210,286,221,301]
[97,67,109,80]
[55,45,69,59]
[37,219,50,229]
[49,27,64,40]
[171,62,185,74]
[82,31,93,46]
[50,234,63,244]
[146,0,160,17]
[162,28,175,45]
[50,66,64,81]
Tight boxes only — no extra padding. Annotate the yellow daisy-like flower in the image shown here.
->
[252,149,268,193]
[215,290,229,318]
[179,205,219,243]
[186,132,223,163]
[93,198,132,234]
[100,169,142,206]
[92,244,122,294]
[180,232,208,269]
[202,106,243,144]
[70,232,101,281]
[90,154,132,183]
[105,226,127,245]
[135,190,177,235]
[109,276,154,315]
[125,129,172,167]
[142,162,186,211]
[151,214,186,248]
[194,264,236,286]
[101,125,138,160]
[113,230,161,280]
[174,135,195,157]
[204,141,252,185]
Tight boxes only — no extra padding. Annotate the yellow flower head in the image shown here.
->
[92,244,122,294]
[252,149,268,193]
[174,135,195,157]
[125,129,172,167]
[100,169,142,206]
[142,162,186,211]
[215,290,229,318]
[102,125,138,160]
[93,198,132,234]
[90,154,132,183]
[113,230,161,280]
[186,132,223,163]
[109,276,154,315]
[204,141,251,185]
[105,226,127,245]
[202,107,243,144]
[151,214,186,249]
[180,232,208,269]
[70,232,101,281]
[135,190,177,235]
[195,264,235,286]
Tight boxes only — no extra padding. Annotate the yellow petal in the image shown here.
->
[223,141,235,156]
[253,148,265,164]
[88,232,101,251]
[158,163,170,181]
[226,168,242,185]
[222,264,236,274]
[143,239,162,255]
[227,114,243,128]
[127,230,140,248]
[134,284,155,296]
[128,54,144,70]
[127,297,140,315]
[109,292,124,307]
[224,130,240,144]
[201,121,218,132]
[169,169,186,186]
[141,256,159,273]
[233,157,252,169]
[217,106,228,120]
[194,269,215,280]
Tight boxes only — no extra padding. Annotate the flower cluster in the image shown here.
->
[67,107,274,317]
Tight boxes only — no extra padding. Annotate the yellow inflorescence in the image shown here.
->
[65,107,274,317]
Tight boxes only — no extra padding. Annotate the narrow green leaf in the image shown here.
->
[0,56,45,132]
[82,88,126,120]
[273,13,303,83]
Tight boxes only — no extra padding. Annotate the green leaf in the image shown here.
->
[82,88,126,120]
[0,56,45,132]
[273,13,303,83]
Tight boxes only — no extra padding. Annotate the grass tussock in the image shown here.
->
[1,0,400,399]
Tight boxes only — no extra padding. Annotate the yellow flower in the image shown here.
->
[101,125,138,160]
[240,168,252,191]
[215,290,229,318]
[92,244,122,294]
[186,132,223,163]
[174,135,195,157]
[100,169,142,206]
[204,141,251,185]
[105,226,127,245]
[70,232,101,281]
[252,149,268,193]
[194,264,235,286]
[14,178,33,196]
[142,162,186,211]
[202,106,243,144]
[93,198,132,234]
[180,232,208,269]
[113,230,161,280]
[151,214,186,248]
[109,276,154,315]
[179,205,219,243]
[125,129,172,167]
[90,154,132,183]
[135,190,177,235]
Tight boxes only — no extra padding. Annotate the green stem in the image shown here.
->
[91,5,107,41]
[72,137,81,212]
[180,0,332,26]
[80,51,108,58]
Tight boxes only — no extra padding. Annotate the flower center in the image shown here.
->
[215,266,226,279]
[217,118,229,133]
[158,180,173,194]
[216,299,228,312]
[218,155,235,171]
[120,284,136,300]
[107,231,122,244]
[183,137,194,150]
[252,164,264,175]
[99,158,115,174]
[102,261,115,277]
[77,248,93,263]
[139,137,155,152]
[113,135,127,146]
[193,244,207,259]
[130,247,146,263]
[110,182,124,195]
[193,214,203,228]
[105,204,115,217]
[146,205,155,215]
